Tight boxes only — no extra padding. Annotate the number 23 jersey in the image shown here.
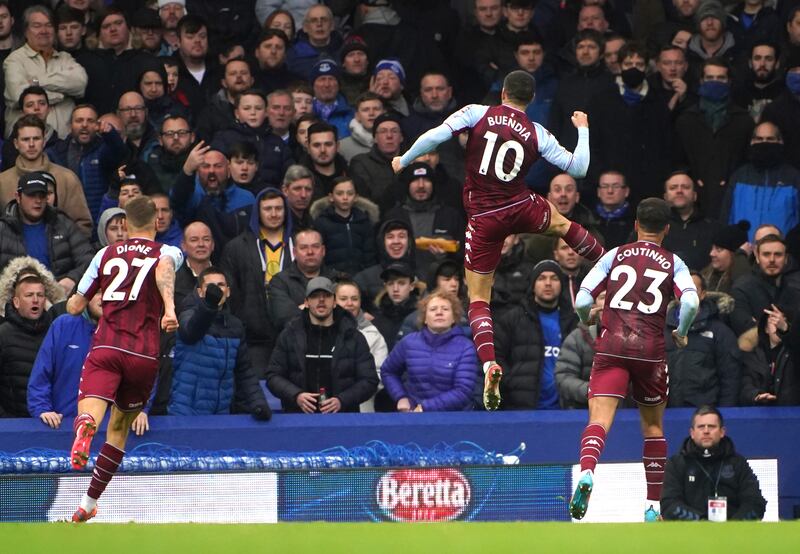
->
[77,238,184,359]
[579,241,696,361]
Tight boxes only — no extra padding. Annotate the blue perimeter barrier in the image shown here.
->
[0,407,796,519]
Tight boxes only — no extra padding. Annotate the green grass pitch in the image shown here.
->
[2,521,798,554]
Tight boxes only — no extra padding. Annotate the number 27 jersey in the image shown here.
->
[579,241,696,361]
[77,238,183,359]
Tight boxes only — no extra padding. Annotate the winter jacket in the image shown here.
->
[266,308,378,412]
[255,0,317,27]
[349,145,399,212]
[721,162,800,240]
[492,239,535,317]
[286,30,344,81]
[371,287,424,351]
[169,294,271,418]
[662,207,716,271]
[212,121,294,186]
[662,436,767,521]
[354,219,420,312]
[761,91,800,169]
[268,262,338,331]
[381,326,478,411]
[174,55,223,120]
[145,146,189,194]
[78,48,160,116]
[194,90,235,143]
[254,64,304,95]
[400,96,465,183]
[3,44,87,138]
[0,303,52,417]
[338,118,373,163]
[740,338,799,406]
[312,93,355,140]
[730,263,800,336]
[170,171,255,253]
[587,83,673,202]
[0,154,93,235]
[220,187,293,348]
[701,250,751,295]
[594,205,635,250]
[665,294,741,407]
[27,312,94,419]
[494,296,578,410]
[0,202,95,284]
[674,103,754,218]
[47,129,128,223]
[311,197,378,275]
[554,323,597,408]
[156,220,183,249]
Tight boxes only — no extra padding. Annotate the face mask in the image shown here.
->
[748,142,784,167]
[620,68,646,89]
[786,72,800,95]
[698,80,729,102]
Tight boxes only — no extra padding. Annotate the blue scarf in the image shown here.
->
[621,86,644,106]
[595,201,630,221]
[313,97,337,121]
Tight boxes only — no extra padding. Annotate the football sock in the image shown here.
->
[468,300,495,365]
[643,436,667,502]
[563,222,605,262]
[579,423,607,472]
[87,443,125,501]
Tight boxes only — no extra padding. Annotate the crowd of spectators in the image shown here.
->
[0,0,799,426]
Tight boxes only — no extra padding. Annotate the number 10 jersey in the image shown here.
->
[443,103,586,216]
[579,240,696,361]
[77,238,184,359]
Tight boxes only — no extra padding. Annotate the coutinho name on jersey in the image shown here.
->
[615,246,672,270]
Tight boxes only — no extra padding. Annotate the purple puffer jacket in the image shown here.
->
[381,326,478,411]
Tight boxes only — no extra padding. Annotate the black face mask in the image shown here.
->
[621,68,646,89]
[748,142,784,168]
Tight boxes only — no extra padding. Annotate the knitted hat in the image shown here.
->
[309,58,340,84]
[695,1,727,28]
[371,112,403,137]
[374,59,406,86]
[711,220,750,251]
[158,0,186,8]
[401,162,434,187]
[530,259,564,282]
[341,37,369,58]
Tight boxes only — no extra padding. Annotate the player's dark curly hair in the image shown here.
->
[635,198,671,233]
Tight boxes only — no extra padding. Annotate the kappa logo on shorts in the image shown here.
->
[646,461,662,469]
[128,401,143,409]
[478,321,491,328]
[644,395,662,402]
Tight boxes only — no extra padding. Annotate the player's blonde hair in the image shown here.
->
[125,196,156,229]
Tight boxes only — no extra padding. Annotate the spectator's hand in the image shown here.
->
[672,330,688,348]
[413,404,423,412]
[131,412,149,436]
[697,179,704,187]
[100,120,116,134]
[740,241,753,256]
[571,111,589,128]
[320,396,341,414]
[161,309,179,333]
[58,277,76,296]
[587,306,602,326]
[183,141,210,176]
[427,243,446,255]
[669,78,687,98]
[117,164,128,180]
[765,304,788,333]
[391,156,404,174]
[397,398,411,412]
[40,412,62,429]
[363,312,375,322]
[296,392,318,414]
[203,283,224,309]
[754,392,777,403]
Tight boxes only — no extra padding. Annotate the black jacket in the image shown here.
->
[674,103,755,218]
[0,203,94,284]
[349,145,400,214]
[661,436,767,521]
[761,90,800,170]
[267,262,338,331]
[730,263,800,336]
[665,294,741,407]
[174,55,223,121]
[194,91,235,144]
[312,202,378,276]
[494,296,578,410]
[491,240,535,318]
[0,304,52,417]
[740,337,799,406]
[662,207,716,271]
[211,121,293,186]
[265,308,378,413]
[371,288,422,351]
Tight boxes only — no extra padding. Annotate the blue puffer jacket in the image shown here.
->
[47,129,128,223]
[721,162,800,241]
[381,326,478,411]
[27,313,95,419]
[169,294,270,417]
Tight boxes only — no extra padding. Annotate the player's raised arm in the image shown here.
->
[672,256,699,347]
[156,246,183,332]
[392,104,490,173]
[535,111,590,178]
[574,247,617,323]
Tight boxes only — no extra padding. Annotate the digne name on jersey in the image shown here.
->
[116,243,153,255]
[487,115,531,141]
